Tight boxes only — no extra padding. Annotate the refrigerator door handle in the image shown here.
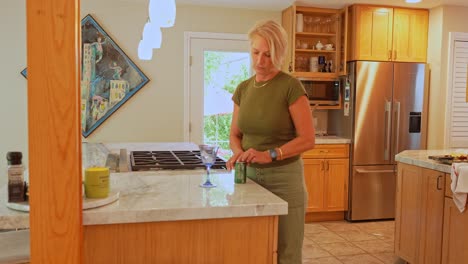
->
[393,101,401,157]
[384,101,392,161]
[355,168,395,174]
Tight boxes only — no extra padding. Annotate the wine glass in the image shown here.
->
[325,16,333,33]
[313,17,321,33]
[303,16,313,32]
[198,144,219,188]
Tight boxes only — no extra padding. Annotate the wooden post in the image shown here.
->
[27,0,82,263]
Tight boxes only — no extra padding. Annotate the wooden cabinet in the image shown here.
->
[349,5,393,61]
[303,144,349,213]
[441,198,468,264]
[348,5,428,62]
[395,163,445,264]
[395,163,421,263]
[84,216,278,263]
[441,186,468,263]
[393,8,429,62]
[396,164,468,263]
[281,6,348,79]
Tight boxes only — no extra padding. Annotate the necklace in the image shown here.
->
[253,79,272,88]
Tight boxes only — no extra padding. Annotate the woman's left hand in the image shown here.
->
[238,148,271,164]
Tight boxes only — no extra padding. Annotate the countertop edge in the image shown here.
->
[315,137,351,144]
[395,150,452,173]
[82,204,288,225]
[0,203,289,228]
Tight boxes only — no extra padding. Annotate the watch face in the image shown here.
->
[269,149,278,160]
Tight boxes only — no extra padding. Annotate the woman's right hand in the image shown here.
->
[226,151,244,171]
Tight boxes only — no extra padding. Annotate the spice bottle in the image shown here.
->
[7,152,25,202]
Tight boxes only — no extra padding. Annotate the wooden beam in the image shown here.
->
[27,0,82,263]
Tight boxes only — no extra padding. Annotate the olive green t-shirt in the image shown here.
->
[232,71,307,167]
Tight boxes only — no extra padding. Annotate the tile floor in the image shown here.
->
[302,220,407,264]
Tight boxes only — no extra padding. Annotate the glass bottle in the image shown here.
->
[7,152,25,202]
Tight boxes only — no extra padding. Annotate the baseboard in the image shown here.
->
[305,211,345,222]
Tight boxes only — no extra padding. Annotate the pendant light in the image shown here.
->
[138,0,176,60]
[149,0,176,28]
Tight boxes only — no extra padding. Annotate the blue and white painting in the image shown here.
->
[22,14,150,138]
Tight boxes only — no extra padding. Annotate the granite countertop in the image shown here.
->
[0,142,287,229]
[82,170,287,225]
[315,136,351,144]
[0,170,287,228]
[395,149,468,173]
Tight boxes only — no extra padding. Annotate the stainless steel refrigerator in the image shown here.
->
[329,61,429,221]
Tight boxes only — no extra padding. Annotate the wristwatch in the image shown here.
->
[269,149,278,162]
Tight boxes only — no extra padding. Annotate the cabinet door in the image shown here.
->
[442,198,468,264]
[395,163,422,263]
[417,168,444,264]
[393,8,428,62]
[325,158,349,211]
[281,6,295,73]
[352,5,393,61]
[338,6,348,76]
[303,144,349,159]
[303,159,324,212]
[395,164,445,264]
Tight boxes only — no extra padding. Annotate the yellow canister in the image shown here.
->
[84,167,110,198]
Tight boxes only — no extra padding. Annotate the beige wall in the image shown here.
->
[0,1,27,183]
[427,6,444,149]
[427,5,468,149]
[81,3,279,143]
[0,1,279,177]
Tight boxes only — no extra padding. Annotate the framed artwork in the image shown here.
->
[21,14,150,138]
[81,14,149,137]
[20,68,27,78]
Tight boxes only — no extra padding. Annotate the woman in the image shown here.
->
[227,20,315,264]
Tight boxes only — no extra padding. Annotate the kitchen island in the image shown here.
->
[395,149,468,264]
[0,142,288,263]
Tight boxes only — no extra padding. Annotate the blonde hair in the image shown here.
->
[248,20,288,70]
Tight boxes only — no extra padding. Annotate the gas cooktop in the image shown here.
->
[130,150,226,171]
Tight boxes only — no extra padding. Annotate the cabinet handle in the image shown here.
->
[437,175,442,190]
[393,50,397,60]
[288,62,293,73]
[319,150,329,153]
[388,50,392,60]
[320,161,324,171]
[325,160,329,171]
[355,169,395,174]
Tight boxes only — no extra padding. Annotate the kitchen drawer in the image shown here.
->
[303,144,349,159]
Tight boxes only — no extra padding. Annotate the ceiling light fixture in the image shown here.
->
[406,0,422,3]
[138,0,176,60]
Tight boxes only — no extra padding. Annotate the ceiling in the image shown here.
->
[129,0,468,11]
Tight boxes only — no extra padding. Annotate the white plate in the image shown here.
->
[6,191,120,212]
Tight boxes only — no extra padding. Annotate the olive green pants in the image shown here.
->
[247,159,307,264]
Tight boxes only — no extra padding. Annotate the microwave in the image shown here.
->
[300,79,340,106]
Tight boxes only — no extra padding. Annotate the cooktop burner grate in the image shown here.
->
[130,150,226,171]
